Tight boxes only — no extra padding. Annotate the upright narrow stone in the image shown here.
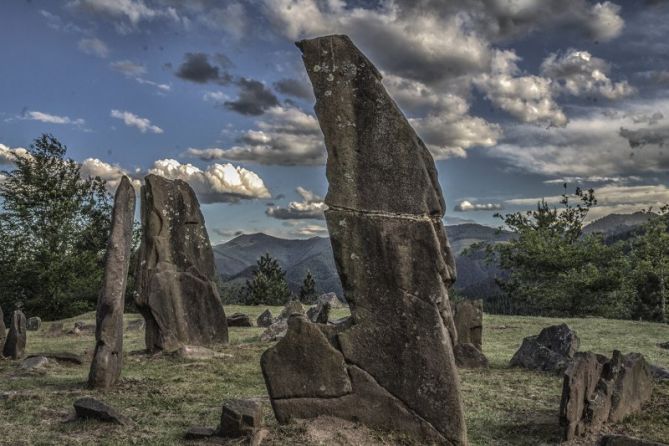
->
[135,174,228,352]
[261,35,467,445]
[88,176,136,389]
[3,310,27,359]
[454,299,483,351]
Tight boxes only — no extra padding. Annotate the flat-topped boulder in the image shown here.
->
[134,174,228,352]
[261,35,467,445]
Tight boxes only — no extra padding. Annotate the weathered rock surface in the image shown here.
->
[256,309,273,328]
[599,434,668,446]
[317,292,345,308]
[73,397,131,425]
[227,313,253,327]
[218,399,262,438]
[260,301,306,342]
[453,343,489,369]
[278,300,304,320]
[27,351,83,365]
[261,35,466,445]
[453,300,483,351]
[88,176,136,389]
[559,350,654,441]
[134,174,228,352]
[307,301,330,324]
[511,323,579,374]
[26,317,41,331]
[3,310,27,359]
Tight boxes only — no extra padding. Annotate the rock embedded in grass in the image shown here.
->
[227,313,253,327]
[218,399,262,438]
[306,300,330,324]
[26,351,83,365]
[510,323,580,374]
[20,356,48,371]
[3,310,27,360]
[73,397,131,425]
[453,343,489,369]
[184,426,215,440]
[560,350,654,441]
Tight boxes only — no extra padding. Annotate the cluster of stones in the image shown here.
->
[560,350,654,441]
[260,34,467,445]
[510,323,658,442]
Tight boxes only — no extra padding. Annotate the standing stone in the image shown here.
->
[88,176,136,389]
[3,310,27,359]
[134,174,228,352]
[0,306,6,354]
[453,300,483,351]
[26,317,41,331]
[261,35,467,445]
[256,310,273,328]
[307,300,330,324]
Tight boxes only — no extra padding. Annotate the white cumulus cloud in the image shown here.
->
[148,159,270,203]
[110,109,163,134]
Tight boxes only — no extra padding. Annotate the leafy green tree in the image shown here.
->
[299,270,318,304]
[627,206,669,322]
[0,134,112,319]
[242,253,292,305]
[475,186,627,317]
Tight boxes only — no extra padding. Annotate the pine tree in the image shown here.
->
[243,253,292,305]
[299,270,318,304]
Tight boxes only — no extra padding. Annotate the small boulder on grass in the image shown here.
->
[218,399,262,438]
[453,343,488,369]
[73,397,131,425]
[20,356,49,372]
[227,313,253,327]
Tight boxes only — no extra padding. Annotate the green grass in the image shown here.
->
[1,308,668,445]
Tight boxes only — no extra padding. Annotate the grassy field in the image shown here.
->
[1,306,668,445]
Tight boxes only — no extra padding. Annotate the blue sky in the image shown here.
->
[1,0,668,244]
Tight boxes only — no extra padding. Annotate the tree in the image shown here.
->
[627,206,669,322]
[474,186,627,317]
[242,253,293,305]
[0,134,112,319]
[299,270,318,304]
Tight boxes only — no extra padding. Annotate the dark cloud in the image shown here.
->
[619,126,669,148]
[266,201,275,206]
[175,52,232,84]
[224,77,279,115]
[274,193,285,200]
[213,228,244,238]
[273,78,314,100]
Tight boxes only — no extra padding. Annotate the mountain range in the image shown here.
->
[213,212,651,299]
